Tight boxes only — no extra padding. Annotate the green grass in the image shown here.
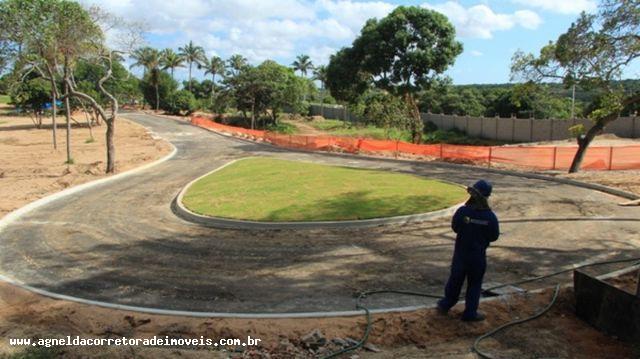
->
[0,95,10,104]
[182,157,466,222]
[266,121,297,134]
[310,119,413,142]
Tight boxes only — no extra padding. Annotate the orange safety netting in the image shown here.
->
[191,116,640,171]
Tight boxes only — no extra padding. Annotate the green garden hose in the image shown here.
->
[322,256,640,359]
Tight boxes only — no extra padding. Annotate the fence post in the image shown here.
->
[439,143,444,159]
[289,134,292,148]
[552,146,558,170]
[395,140,399,159]
[488,147,493,168]
[609,146,614,171]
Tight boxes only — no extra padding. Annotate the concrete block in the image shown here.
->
[574,270,640,343]
[531,120,552,142]
[513,118,532,142]
[482,117,497,139]
[496,118,514,142]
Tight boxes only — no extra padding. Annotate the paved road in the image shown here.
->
[1,113,639,314]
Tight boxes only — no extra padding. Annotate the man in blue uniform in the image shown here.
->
[437,179,500,321]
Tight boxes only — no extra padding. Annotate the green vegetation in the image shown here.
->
[266,121,297,134]
[0,94,10,104]
[310,119,413,142]
[182,157,466,222]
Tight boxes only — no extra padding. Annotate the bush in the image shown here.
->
[164,90,197,115]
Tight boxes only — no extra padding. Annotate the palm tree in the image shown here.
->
[178,41,205,92]
[200,55,225,101]
[313,65,327,89]
[227,54,248,77]
[130,47,162,110]
[160,49,184,80]
[292,54,313,77]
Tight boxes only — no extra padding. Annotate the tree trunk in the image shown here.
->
[404,92,423,144]
[251,100,256,130]
[105,118,115,173]
[155,82,160,111]
[51,89,57,149]
[64,82,72,164]
[188,62,192,92]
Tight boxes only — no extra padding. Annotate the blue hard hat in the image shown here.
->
[470,179,493,197]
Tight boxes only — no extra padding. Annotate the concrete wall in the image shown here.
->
[309,103,639,143]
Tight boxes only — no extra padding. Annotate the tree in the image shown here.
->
[130,47,162,110]
[511,0,640,172]
[326,6,463,143]
[226,60,306,129]
[227,54,248,77]
[178,41,205,92]
[200,55,225,103]
[10,76,51,128]
[291,54,313,77]
[141,70,178,111]
[160,48,184,80]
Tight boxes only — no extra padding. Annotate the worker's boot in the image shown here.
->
[461,312,485,322]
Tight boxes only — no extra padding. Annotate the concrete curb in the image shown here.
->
[191,121,640,201]
[172,157,465,230]
[0,144,178,233]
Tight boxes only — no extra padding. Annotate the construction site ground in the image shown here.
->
[0,111,638,358]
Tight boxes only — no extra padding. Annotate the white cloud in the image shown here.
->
[423,2,542,39]
[470,50,483,57]
[82,0,548,82]
[316,0,395,31]
[512,0,597,15]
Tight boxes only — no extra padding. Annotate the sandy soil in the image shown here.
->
[0,281,635,358]
[505,133,640,147]
[553,170,640,197]
[607,269,640,296]
[0,114,173,217]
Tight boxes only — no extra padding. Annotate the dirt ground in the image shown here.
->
[0,114,173,217]
[553,170,640,197]
[0,279,636,358]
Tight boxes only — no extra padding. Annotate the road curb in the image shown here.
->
[172,157,465,230]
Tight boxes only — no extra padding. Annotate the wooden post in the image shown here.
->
[395,140,399,159]
[552,146,558,170]
[488,147,493,168]
[439,143,444,159]
[608,146,614,171]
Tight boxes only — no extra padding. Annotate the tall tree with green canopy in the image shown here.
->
[511,0,640,173]
[178,41,205,92]
[160,48,184,80]
[326,6,463,143]
[130,47,162,110]
[291,54,313,77]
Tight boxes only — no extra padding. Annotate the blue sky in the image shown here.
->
[83,0,639,85]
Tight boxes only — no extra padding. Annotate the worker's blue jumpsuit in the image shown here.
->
[437,205,500,320]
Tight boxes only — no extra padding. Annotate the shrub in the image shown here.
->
[164,90,197,115]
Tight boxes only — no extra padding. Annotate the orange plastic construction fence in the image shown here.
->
[191,116,640,171]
